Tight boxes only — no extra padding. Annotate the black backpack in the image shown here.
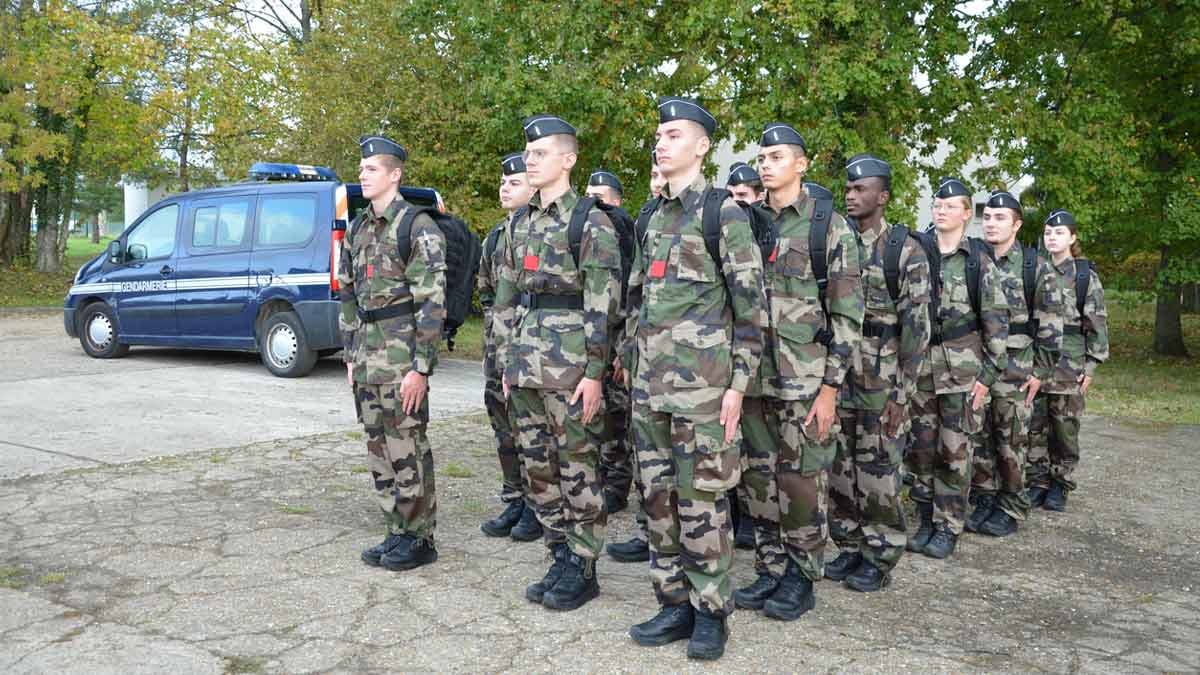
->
[632,189,779,268]
[1074,258,1093,318]
[396,207,481,351]
[568,198,636,308]
[906,232,990,336]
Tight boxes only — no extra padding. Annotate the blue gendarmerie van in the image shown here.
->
[63,162,444,377]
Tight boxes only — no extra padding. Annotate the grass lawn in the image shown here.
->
[0,237,112,307]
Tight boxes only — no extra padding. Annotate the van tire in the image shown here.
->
[79,302,130,359]
[260,310,318,377]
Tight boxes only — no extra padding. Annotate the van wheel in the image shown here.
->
[79,302,130,359]
[260,310,318,377]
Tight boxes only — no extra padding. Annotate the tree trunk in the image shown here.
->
[1152,245,1188,356]
[90,214,101,244]
[3,188,34,265]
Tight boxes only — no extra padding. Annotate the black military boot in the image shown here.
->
[763,560,815,621]
[604,491,628,515]
[979,508,1019,537]
[380,535,438,571]
[543,552,600,610]
[526,543,568,603]
[509,503,543,542]
[1043,482,1067,512]
[843,559,889,592]
[606,536,650,563]
[823,550,862,581]
[361,533,408,567]
[923,524,958,559]
[906,501,934,552]
[687,607,729,661]
[480,500,524,537]
[732,570,779,610]
[1027,484,1049,509]
[630,603,694,646]
[734,514,756,550]
[965,493,996,533]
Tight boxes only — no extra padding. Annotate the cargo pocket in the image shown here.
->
[691,417,741,492]
[669,323,729,389]
[675,234,717,282]
[539,314,587,389]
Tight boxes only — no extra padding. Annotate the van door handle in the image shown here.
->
[159,265,173,276]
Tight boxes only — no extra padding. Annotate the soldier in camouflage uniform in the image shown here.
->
[966,191,1064,537]
[905,178,1009,558]
[492,115,621,612]
[726,161,764,205]
[733,125,864,618]
[624,97,765,661]
[479,152,542,542]
[1027,210,1109,512]
[827,155,932,581]
[340,136,446,572]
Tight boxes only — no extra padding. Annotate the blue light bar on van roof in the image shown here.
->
[248,162,339,182]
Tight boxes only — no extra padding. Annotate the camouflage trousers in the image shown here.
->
[484,351,526,504]
[974,394,1033,520]
[739,396,835,582]
[1027,392,1084,492]
[354,382,436,538]
[599,369,634,503]
[830,407,907,572]
[632,399,739,617]
[907,390,985,534]
[510,387,607,559]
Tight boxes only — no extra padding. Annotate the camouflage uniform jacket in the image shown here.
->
[841,218,931,411]
[493,188,620,390]
[751,191,864,401]
[917,235,1009,394]
[338,195,447,384]
[478,217,510,375]
[991,244,1065,398]
[1043,256,1109,394]
[623,173,766,416]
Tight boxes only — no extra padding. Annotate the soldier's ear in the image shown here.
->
[561,151,577,172]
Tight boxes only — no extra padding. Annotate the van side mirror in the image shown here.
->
[107,240,123,263]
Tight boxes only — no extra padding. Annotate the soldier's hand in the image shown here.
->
[970,381,989,411]
[502,374,510,399]
[719,389,745,444]
[1020,376,1041,407]
[611,357,625,386]
[1079,374,1093,395]
[345,362,353,388]
[571,377,603,425]
[400,371,428,415]
[805,384,839,442]
[881,399,908,439]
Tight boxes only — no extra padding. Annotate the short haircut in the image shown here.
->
[785,143,806,159]
[378,154,405,175]
[878,175,891,193]
[554,134,578,155]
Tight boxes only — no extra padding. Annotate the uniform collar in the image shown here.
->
[662,173,709,213]
[1054,255,1075,273]
[765,188,810,218]
[529,187,579,218]
[993,241,1022,264]
[368,195,407,224]
[858,216,888,248]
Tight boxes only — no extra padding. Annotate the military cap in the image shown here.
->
[501,152,526,176]
[1045,209,1076,227]
[845,153,891,180]
[522,114,577,142]
[726,161,760,187]
[760,123,807,154]
[986,190,1022,211]
[588,169,623,195]
[359,135,407,162]
[935,177,971,199]
[657,96,717,136]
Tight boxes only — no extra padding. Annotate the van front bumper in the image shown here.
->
[64,307,78,338]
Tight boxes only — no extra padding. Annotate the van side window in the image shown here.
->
[257,195,317,247]
[193,200,250,248]
[127,205,179,261]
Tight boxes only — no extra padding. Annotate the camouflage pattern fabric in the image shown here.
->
[830,409,907,572]
[975,395,1033,519]
[479,218,525,503]
[599,365,633,502]
[624,174,765,617]
[1027,392,1085,491]
[338,196,447,383]
[907,389,984,534]
[740,396,836,582]
[354,383,436,537]
[511,388,607,557]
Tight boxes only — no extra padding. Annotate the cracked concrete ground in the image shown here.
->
[2,406,1198,673]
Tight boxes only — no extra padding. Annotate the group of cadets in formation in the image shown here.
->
[336,97,1111,661]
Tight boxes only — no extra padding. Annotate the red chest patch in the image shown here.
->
[523,254,540,271]
[649,259,667,279]
[768,246,778,263]
[367,264,375,278]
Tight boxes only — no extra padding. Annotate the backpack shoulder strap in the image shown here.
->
[568,196,598,268]
[483,221,504,261]
[883,223,909,303]
[1022,245,1038,317]
[701,188,729,268]
[1075,258,1091,317]
[965,237,986,323]
[634,196,661,246]
[395,205,431,264]
[808,198,833,295]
